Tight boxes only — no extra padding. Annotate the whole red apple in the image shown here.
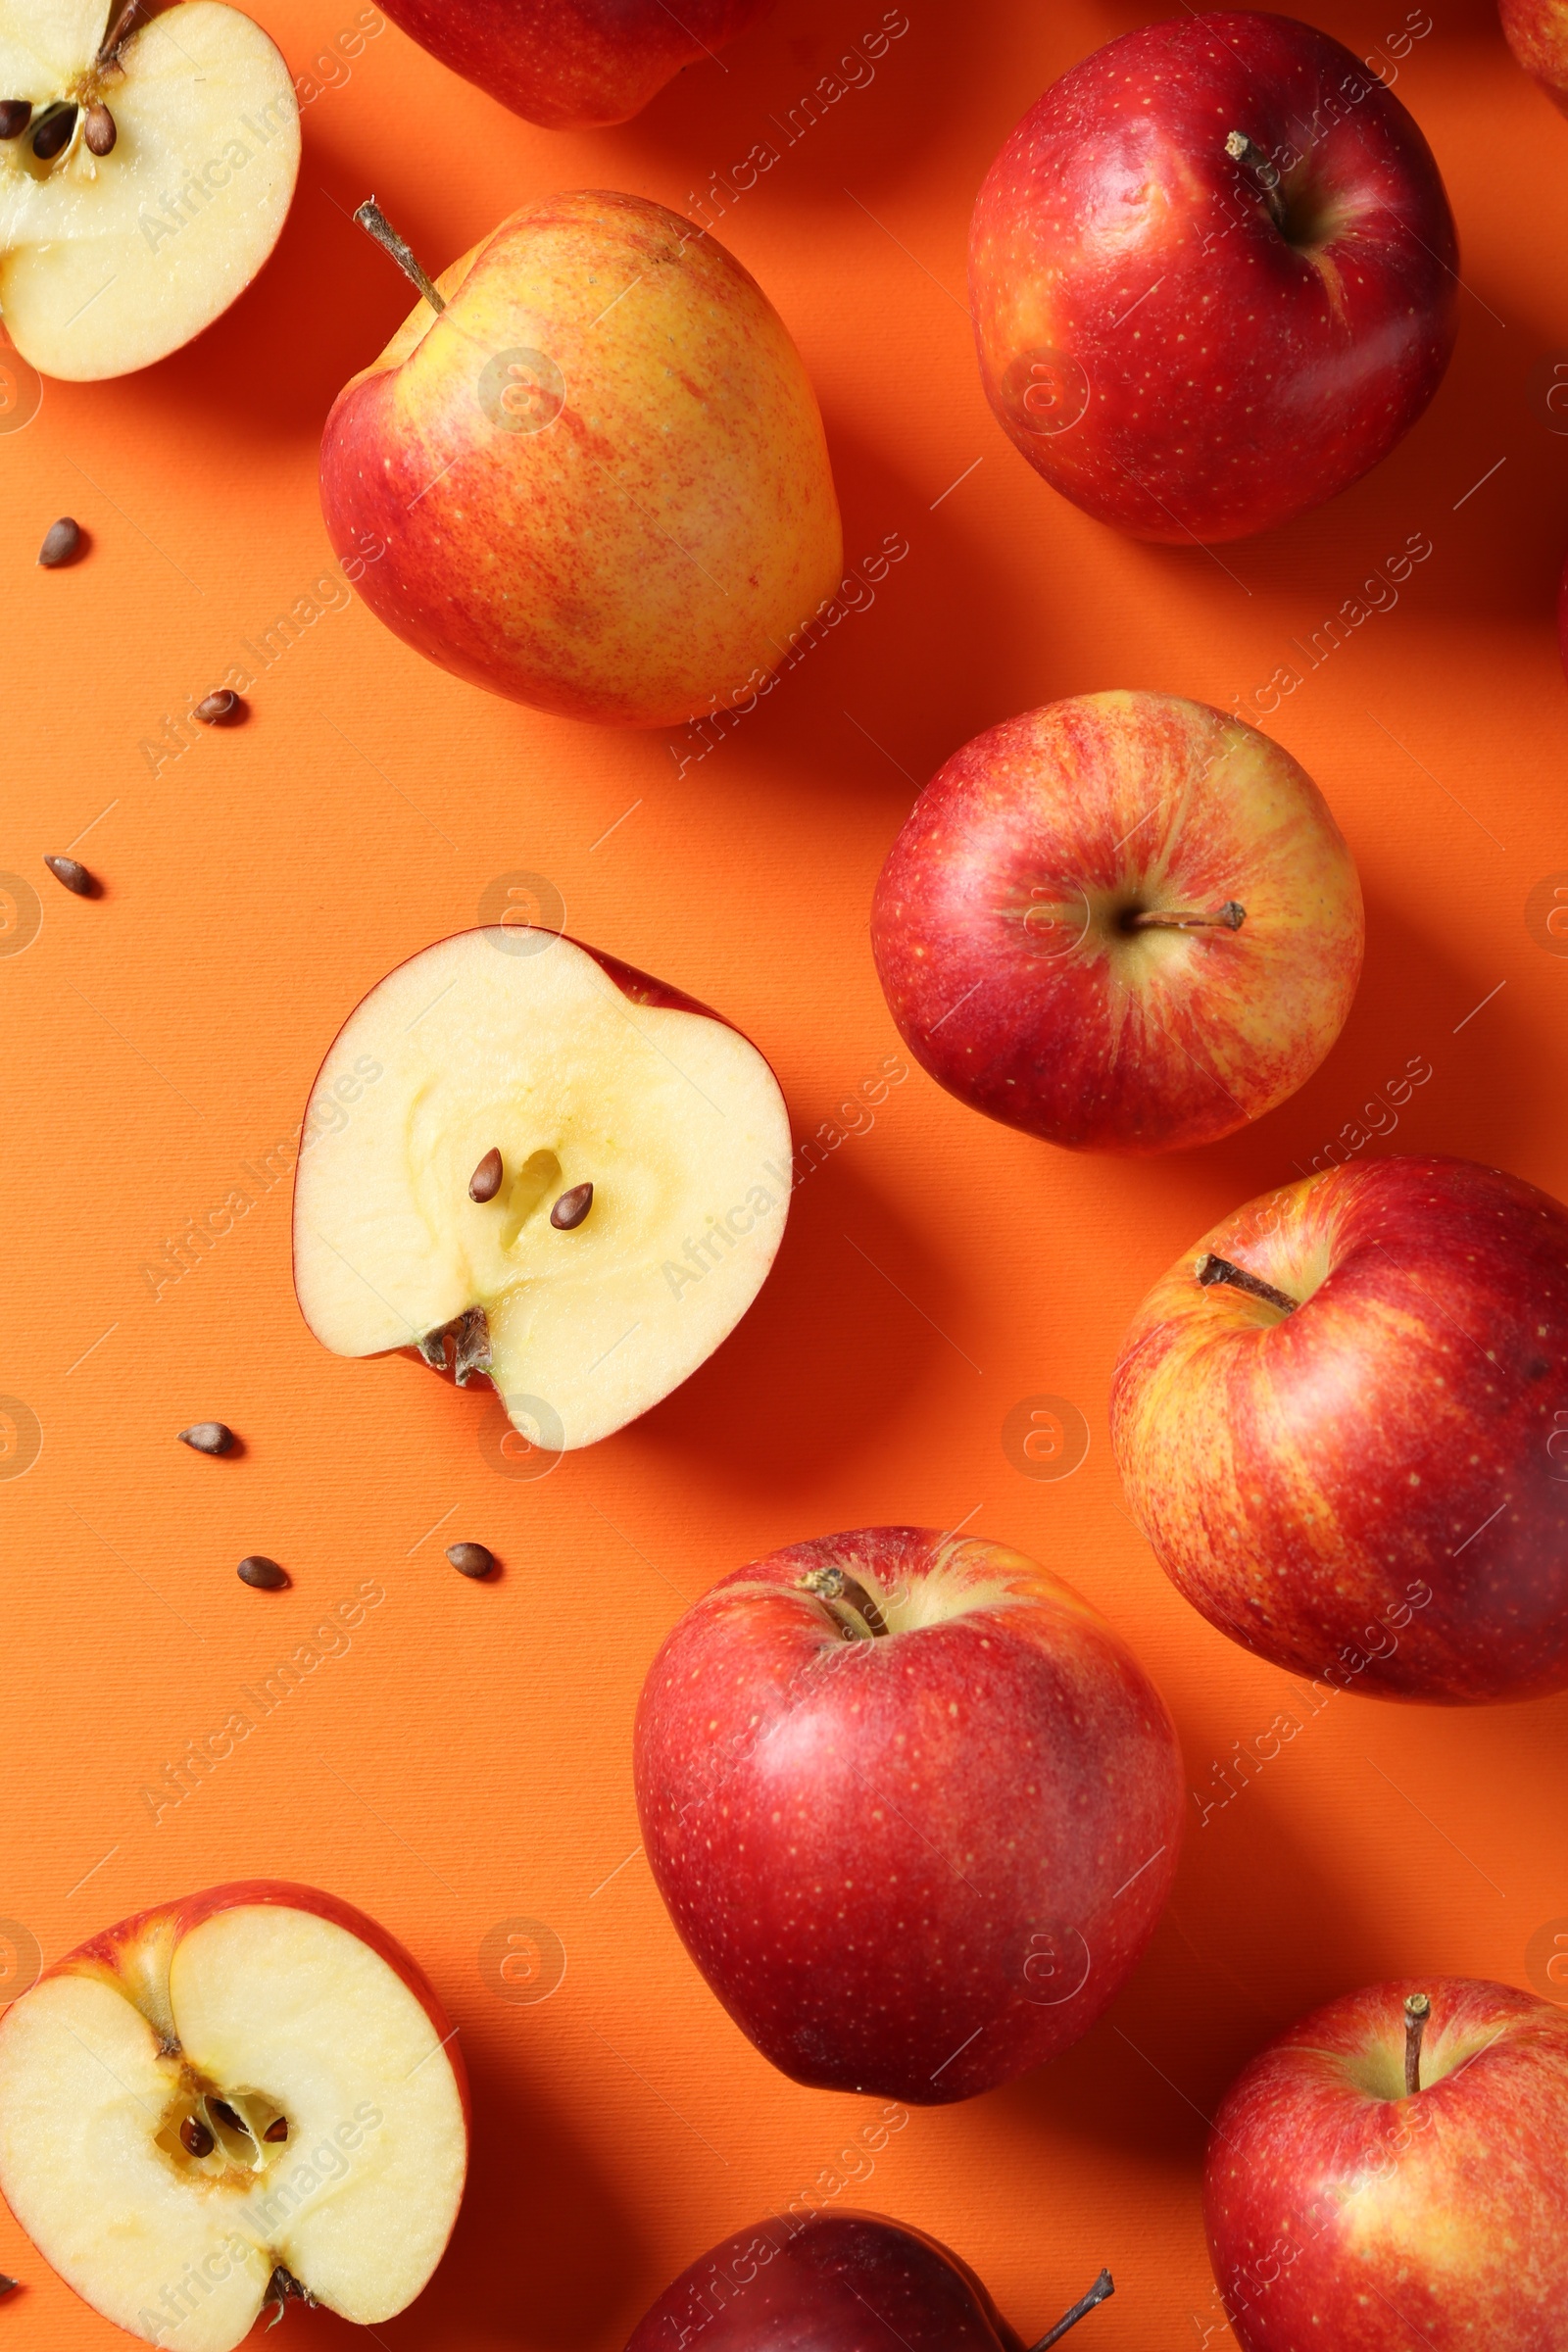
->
[869,692,1362,1153]
[1205,1978,1568,2350]
[0,1882,467,2348]
[624,2209,1115,2352]
[968,12,1458,541]
[634,1527,1184,2104]
[377,0,771,129]
[1111,1155,1568,1702]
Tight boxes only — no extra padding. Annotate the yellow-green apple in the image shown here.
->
[318,189,842,726]
[968,12,1458,541]
[869,692,1362,1153]
[633,1527,1184,2104]
[376,0,773,130]
[625,2211,1115,2352]
[0,1882,467,2350]
[1111,1155,1568,1702]
[1205,1978,1568,2350]
[0,1,299,380]
[1499,0,1568,108]
[292,925,792,1455]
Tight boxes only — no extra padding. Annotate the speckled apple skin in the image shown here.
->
[1204,1979,1568,2351]
[623,2211,1031,2352]
[633,1528,1183,2105]
[319,191,842,727]
[870,693,1362,1153]
[1112,1156,1568,1702]
[1499,0,1568,109]
[968,12,1458,542]
[378,0,771,129]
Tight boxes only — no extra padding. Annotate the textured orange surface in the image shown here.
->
[1,3,1565,2348]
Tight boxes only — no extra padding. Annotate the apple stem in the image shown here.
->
[1124,902,1246,933]
[354,197,448,315]
[800,1566,890,1638]
[95,0,142,67]
[1224,131,1288,232]
[1196,1253,1298,1317]
[264,2268,318,2329]
[1029,2270,1115,2351]
[1404,1992,1431,2094]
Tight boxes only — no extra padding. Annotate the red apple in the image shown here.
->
[1205,1978,1568,2350]
[968,12,1458,542]
[624,2210,1115,2352]
[376,0,772,130]
[0,1882,467,2349]
[1111,1155,1568,1702]
[869,692,1362,1153]
[634,1527,1184,2104]
[1498,0,1568,110]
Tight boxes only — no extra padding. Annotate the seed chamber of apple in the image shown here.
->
[156,2076,290,2184]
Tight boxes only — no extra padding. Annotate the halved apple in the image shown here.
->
[292,928,792,1452]
[0,1883,467,2350]
[0,2,299,381]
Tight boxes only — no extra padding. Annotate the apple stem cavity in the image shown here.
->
[1123,901,1246,933]
[799,1565,890,1639]
[1404,1991,1431,2094]
[1029,2269,1115,2351]
[354,197,448,316]
[1196,1252,1298,1317]
[1224,131,1288,233]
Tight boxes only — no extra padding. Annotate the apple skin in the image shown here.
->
[623,2209,1084,2352]
[1499,0,1568,110]
[869,692,1362,1153]
[968,12,1458,542]
[1204,1979,1568,2351]
[376,0,772,129]
[42,1881,470,2129]
[319,190,842,727]
[1111,1155,1568,1703]
[633,1527,1184,2105]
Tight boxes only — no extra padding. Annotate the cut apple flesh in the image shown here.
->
[0,2,299,381]
[0,1903,466,2350]
[292,929,793,1452]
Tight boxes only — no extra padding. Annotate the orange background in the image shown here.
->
[3,1,1566,2346]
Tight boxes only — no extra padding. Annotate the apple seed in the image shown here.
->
[82,103,116,156]
[37,517,82,567]
[468,1147,504,1202]
[195,689,244,725]
[264,2116,288,2142]
[43,854,96,896]
[179,2116,214,2159]
[550,1181,593,1230]
[30,105,76,162]
[237,1554,289,1591]
[0,2276,17,2294]
[209,2100,249,2136]
[447,1542,497,1579]
[178,1421,235,1455]
[0,101,30,139]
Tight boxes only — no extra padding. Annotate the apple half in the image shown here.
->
[0,2,299,381]
[0,1883,467,2350]
[292,927,792,1452]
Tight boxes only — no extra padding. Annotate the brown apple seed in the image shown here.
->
[195,690,243,725]
[82,102,116,155]
[551,1181,593,1230]
[0,101,31,138]
[30,106,76,160]
[38,516,82,567]
[264,2117,289,2142]
[468,1148,504,1202]
[178,1421,234,1455]
[180,2117,215,2158]
[447,1542,497,1580]
[237,1554,289,1591]
[43,855,96,896]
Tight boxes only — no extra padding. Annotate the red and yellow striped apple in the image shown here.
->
[870,692,1362,1153]
[1111,1155,1568,1701]
[1205,1978,1568,2350]
[1498,0,1568,109]
[319,190,842,727]
[0,1883,467,2350]
[634,1527,1184,2104]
